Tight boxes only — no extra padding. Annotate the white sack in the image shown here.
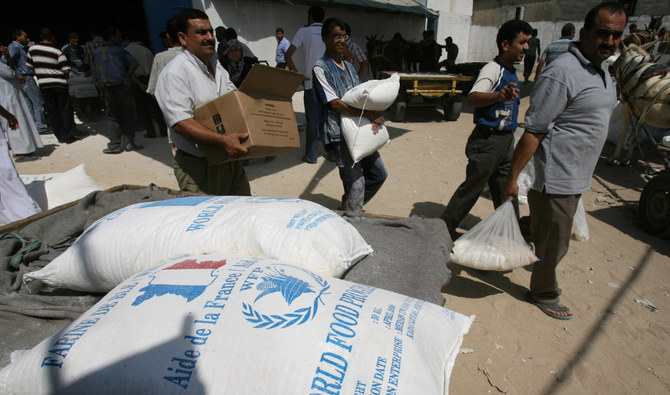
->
[21,164,101,210]
[450,201,538,271]
[44,164,100,209]
[571,197,589,242]
[341,115,390,163]
[341,73,400,111]
[2,254,474,395]
[24,196,373,292]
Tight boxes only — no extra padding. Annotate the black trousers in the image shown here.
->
[528,189,580,303]
[41,87,75,142]
[133,75,166,136]
[102,84,136,149]
[442,125,519,234]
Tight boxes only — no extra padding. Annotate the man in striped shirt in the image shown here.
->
[26,28,76,144]
[533,23,575,78]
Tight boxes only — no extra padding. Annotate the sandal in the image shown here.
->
[525,292,573,320]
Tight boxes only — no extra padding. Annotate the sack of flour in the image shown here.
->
[341,73,399,111]
[450,201,538,271]
[341,115,390,163]
[1,254,474,394]
[571,197,589,242]
[24,196,372,293]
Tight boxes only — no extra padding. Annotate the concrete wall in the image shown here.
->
[194,0,427,79]
[468,0,670,65]
[427,0,473,64]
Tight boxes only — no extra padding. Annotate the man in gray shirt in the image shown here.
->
[503,1,626,320]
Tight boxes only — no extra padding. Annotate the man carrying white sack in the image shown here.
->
[155,8,251,196]
[503,2,626,320]
[313,18,387,212]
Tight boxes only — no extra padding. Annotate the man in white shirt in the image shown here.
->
[155,8,250,196]
[275,27,290,69]
[286,5,326,164]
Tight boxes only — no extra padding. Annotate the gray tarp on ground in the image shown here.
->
[0,186,451,367]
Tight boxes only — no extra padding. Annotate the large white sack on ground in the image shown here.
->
[341,115,390,163]
[21,164,101,211]
[1,254,474,394]
[24,196,373,292]
[341,73,400,111]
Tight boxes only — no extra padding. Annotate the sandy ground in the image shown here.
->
[12,82,670,394]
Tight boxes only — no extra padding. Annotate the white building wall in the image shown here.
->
[468,1,670,65]
[427,0,473,64]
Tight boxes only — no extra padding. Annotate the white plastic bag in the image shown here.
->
[341,115,390,163]
[517,157,534,206]
[2,253,474,394]
[24,196,373,292]
[450,201,538,271]
[571,197,589,241]
[341,73,399,111]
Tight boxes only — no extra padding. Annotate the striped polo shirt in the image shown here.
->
[26,43,70,89]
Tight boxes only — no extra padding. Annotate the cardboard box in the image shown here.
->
[193,64,305,165]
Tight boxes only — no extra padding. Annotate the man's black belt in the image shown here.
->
[475,124,514,135]
[176,149,202,159]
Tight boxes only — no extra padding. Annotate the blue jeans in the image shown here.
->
[303,89,320,161]
[335,140,387,212]
[20,77,47,133]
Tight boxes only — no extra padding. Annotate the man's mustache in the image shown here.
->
[599,43,615,52]
[203,40,215,46]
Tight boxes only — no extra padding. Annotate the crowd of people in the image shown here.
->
[0,2,640,322]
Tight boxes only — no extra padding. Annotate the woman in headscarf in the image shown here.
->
[221,39,258,88]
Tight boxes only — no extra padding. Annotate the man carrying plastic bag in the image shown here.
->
[503,2,626,320]
[450,200,537,271]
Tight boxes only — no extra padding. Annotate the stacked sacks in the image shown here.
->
[340,73,400,163]
[2,254,474,394]
[24,196,373,293]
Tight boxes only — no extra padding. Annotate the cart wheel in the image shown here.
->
[443,95,463,121]
[639,172,670,234]
[390,101,406,122]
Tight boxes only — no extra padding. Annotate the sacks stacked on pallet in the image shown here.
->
[2,254,474,394]
[24,196,373,293]
[340,73,400,162]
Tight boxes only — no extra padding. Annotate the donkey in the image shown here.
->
[608,43,670,165]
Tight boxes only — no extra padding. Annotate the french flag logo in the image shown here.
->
[132,258,226,306]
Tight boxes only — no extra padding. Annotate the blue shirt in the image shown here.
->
[5,41,31,76]
[91,42,139,86]
[275,37,290,64]
[471,58,520,131]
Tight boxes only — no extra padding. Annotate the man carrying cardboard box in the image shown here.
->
[155,8,250,196]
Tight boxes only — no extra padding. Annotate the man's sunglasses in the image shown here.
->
[595,28,624,40]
